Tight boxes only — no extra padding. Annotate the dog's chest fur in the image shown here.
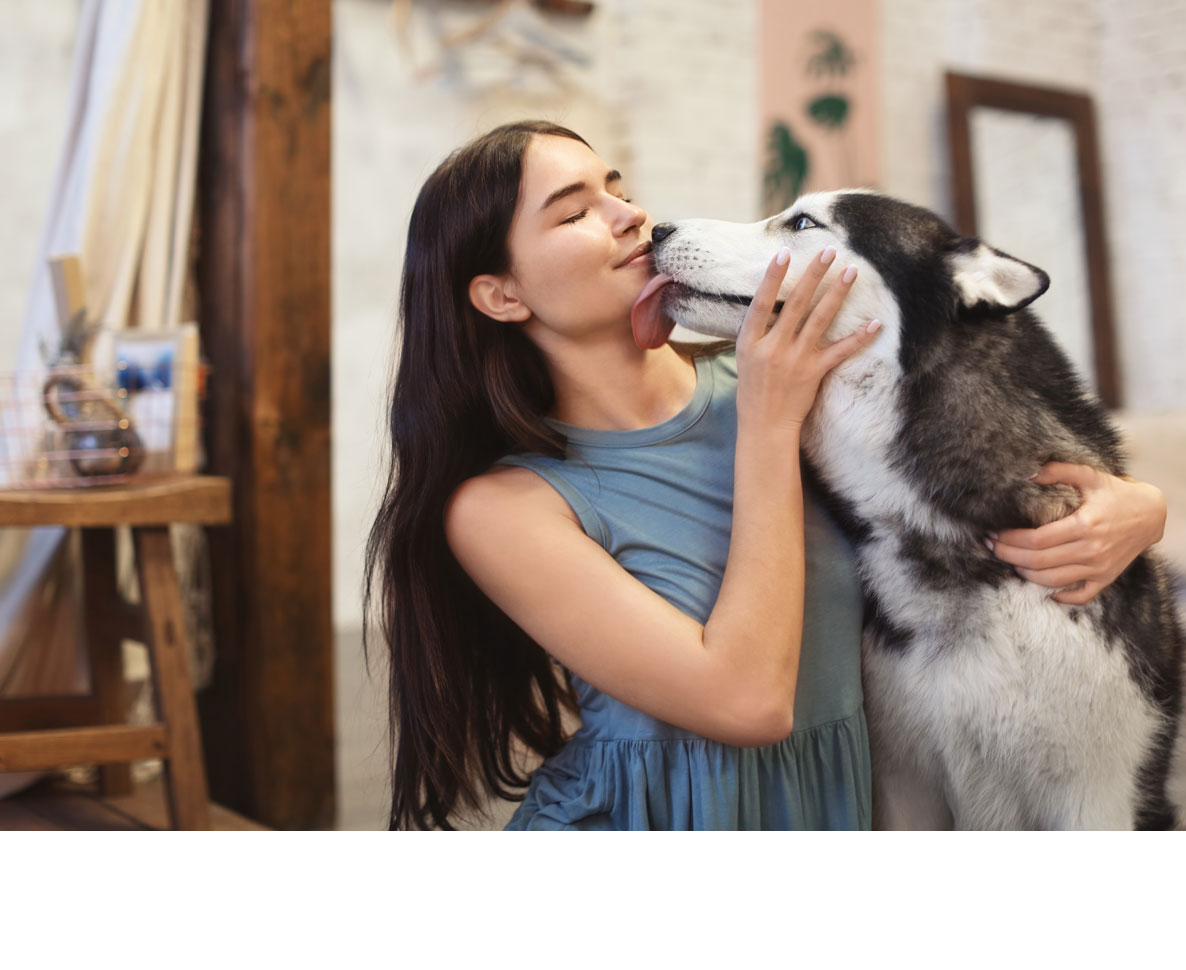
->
[860,578,1162,828]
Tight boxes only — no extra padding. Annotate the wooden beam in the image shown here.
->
[195,0,334,829]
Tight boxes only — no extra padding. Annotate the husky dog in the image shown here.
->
[633,190,1185,829]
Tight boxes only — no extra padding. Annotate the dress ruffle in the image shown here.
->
[505,709,872,831]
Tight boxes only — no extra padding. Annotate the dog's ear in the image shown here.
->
[946,241,1050,314]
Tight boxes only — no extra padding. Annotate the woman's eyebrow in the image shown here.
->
[539,169,623,212]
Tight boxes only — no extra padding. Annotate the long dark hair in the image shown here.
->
[363,121,587,830]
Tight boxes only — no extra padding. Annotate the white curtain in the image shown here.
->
[0,0,209,798]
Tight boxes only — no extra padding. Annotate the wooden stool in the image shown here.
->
[0,476,231,829]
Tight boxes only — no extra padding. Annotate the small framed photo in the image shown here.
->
[111,324,201,474]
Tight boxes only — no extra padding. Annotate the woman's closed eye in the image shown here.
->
[559,196,633,225]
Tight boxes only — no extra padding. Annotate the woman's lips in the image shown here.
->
[616,241,654,268]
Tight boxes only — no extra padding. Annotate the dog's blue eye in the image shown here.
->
[791,215,818,231]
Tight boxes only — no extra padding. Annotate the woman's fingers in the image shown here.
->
[816,317,883,371]
[771,246,837,335]
[1054,582,1104,606]
[1030,461,1104,490]
[738,247,791,347]
[987,536,1097,571]
[992,513,1083,551]
[741,246,875,369]
[789,262,861,352]
[1014,563,1094,588]
[991,469,1165,606]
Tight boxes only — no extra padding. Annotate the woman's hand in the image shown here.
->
[735,246,881,439]
[987,462,1168,605]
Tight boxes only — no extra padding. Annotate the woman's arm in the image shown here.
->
[987,461,1167,605]
[446,249,880,747]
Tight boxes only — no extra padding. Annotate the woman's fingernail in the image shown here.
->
[1027,472,1039,481]
[820,246,837,265]
[988,531,998,540]
[776,247,790,266]
[842,264,858,283]
[984,538,995,552]
[866,318,882,334]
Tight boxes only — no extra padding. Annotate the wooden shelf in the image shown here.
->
[0,475,231,527]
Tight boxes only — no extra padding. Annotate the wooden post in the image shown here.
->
[195,0,334,829]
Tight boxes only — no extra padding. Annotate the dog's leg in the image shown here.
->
[864,648,956,829]
[873,773,953,830]
[1041,775,1138,831]
[943,764,1035,830]
[871,753,954,830]
[1068,793,1139,831]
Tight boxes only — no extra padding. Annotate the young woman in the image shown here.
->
[364,120,1167,831]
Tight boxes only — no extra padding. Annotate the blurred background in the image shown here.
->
[0,0,1183,830]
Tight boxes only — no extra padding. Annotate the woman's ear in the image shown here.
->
[468,274,532,323]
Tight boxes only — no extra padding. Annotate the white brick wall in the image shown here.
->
[612,0,759,221]
[880,0,1186,411]
[0,0,77,369]
[881,0,1098,217]
[1096,0,1186,410]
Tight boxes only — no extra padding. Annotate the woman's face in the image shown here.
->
[502,135,654,344]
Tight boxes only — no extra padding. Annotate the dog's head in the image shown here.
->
[635,190,1050,377]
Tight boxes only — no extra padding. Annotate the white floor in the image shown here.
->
[334,627,519,830]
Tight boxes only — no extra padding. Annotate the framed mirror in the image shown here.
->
[946,71,1120,408]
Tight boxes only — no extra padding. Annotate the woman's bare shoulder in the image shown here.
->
[445,464,579,551]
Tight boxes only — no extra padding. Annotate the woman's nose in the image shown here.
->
[615,195,647,229]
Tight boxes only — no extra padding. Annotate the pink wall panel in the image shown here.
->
[758,0,881,213]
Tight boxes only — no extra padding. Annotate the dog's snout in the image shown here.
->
[650,222,677,246]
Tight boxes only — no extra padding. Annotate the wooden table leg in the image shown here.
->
[80,528,132,796]
[133,526,210,830]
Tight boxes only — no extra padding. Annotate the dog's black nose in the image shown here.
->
[650,222,677,245]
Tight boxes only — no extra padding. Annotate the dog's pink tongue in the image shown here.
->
[631,273,676,349]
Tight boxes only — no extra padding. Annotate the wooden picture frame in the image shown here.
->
[946,71,1120,408]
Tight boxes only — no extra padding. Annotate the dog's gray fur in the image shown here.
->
[650,189,1186,829]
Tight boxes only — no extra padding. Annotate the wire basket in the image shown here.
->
[0,360,205,489]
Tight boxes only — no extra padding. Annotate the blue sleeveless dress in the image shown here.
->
[497,349,870,830]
